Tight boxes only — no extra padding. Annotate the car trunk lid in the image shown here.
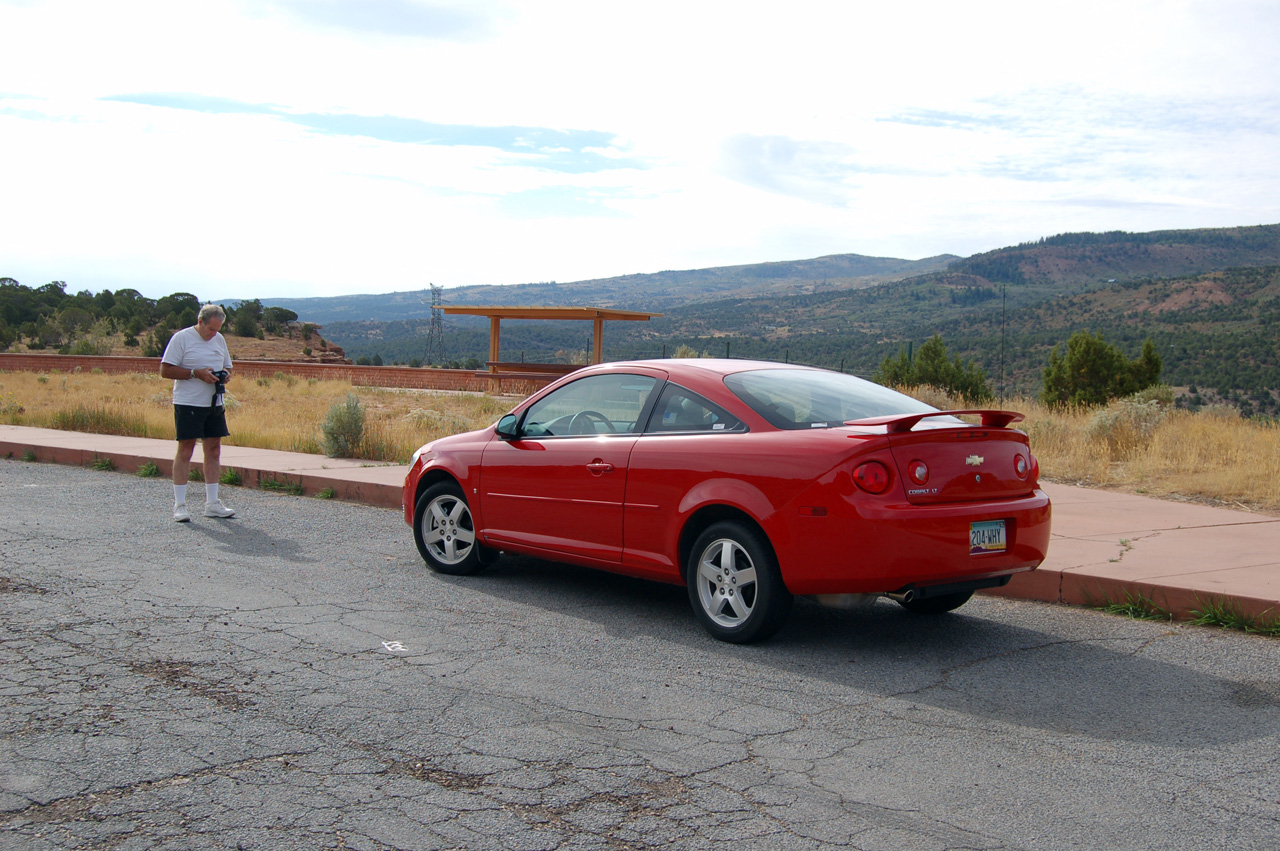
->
[845,411,1035,505]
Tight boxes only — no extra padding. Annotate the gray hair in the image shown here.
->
[197,304,226,325]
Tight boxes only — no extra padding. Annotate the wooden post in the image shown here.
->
[592,317,603,364]
[489,317,502,392]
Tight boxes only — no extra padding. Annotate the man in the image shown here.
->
[159,304,236,522]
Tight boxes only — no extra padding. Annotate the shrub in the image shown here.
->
[1041,331,1162,408]
[874,334,993,403]
[1086,396,1169,458]
[322,393,365,458]
[220,468,242,486]
[136,461,161,478]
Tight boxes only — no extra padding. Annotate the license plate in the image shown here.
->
[970,520,1006,555]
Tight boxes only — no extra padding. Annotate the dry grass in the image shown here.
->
[0,369,513,464]
[4,369,1278,512]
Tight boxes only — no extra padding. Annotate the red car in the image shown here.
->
[403,359,1051,643]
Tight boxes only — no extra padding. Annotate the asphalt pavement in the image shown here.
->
[2,459,1279,850]
[2,423,1277,623]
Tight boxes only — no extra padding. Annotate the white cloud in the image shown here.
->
[0,0,1277,300]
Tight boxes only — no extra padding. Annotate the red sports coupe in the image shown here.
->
[403,359,1051,643]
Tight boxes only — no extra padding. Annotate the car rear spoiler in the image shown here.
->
[844,410,1025,434]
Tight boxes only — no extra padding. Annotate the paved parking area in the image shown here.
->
[2,460,1279,850]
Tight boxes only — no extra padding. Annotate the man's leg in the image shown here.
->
[173,439,197,486]
[202,437,221,487]
[201,437,235,517]
[173,438,197,522]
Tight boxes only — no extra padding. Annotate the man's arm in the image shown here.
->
[159,363,217,383]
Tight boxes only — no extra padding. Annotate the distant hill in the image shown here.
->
[269,223,1280,413]
[261,252,958,324]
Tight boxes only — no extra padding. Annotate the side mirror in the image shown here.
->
[495,414,519,440]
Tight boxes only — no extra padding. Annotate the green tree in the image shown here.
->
[873,334,994,403]
[1041,331,1163,407]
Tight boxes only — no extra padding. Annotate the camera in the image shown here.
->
[213,370,229,407]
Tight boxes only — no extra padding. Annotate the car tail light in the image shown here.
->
[1029,453,1040,483]
[1014,454,1029,479]
[907,460,929,485]
[853,461,891,494]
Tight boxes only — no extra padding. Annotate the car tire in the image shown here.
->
[687,521,793,644]
[896,590,974,614]
[413,481,493,575]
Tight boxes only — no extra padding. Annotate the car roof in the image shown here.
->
[592,358,819,378]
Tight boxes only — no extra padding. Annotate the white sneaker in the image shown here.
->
[173,503,191,523]
[204,500,236,518]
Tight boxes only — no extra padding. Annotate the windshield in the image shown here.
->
[725,368,953,429]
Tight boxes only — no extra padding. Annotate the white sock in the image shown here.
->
[206,482,219,504]
[174,484,187,506]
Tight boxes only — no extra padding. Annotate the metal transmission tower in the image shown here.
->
[422,284,445,366]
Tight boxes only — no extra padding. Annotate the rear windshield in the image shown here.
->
[725,368,949,430]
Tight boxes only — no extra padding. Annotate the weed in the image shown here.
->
[322,393,365,458]
[315,486,336,499]
[188,467,203,482]
[219,468,242,486]
[36,374,48,384]
[22,449,37,462]
[1189,599,1280,637]
[1096,591,1173,622]
[0,393,25,417]
[136,461,161,478]
[90,456,116,472]
[260,477,304,495]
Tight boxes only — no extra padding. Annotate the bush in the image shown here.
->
[233,312,259,338]
[874,334,993,403]
[1042,331,1162,408]
[322,393,365,458]
[1086,395,1169,458]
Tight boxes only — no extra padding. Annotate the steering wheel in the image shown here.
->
[569,410,615,435]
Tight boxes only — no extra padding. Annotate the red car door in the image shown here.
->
[478,371,662,563]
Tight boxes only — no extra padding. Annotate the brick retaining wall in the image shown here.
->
[0,353,552,394]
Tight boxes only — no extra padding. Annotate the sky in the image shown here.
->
[2,0,1279,302]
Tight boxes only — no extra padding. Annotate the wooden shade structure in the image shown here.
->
[441,306,663,375]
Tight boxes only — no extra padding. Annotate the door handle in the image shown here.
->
[586,461,615,475]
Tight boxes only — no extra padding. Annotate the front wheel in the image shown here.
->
[687,521,792,644]
[896,590,974,614]
[413,482,493,575]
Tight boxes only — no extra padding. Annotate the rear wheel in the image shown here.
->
[413,482,494,575]
[687,521,792,643]
[896,590,974,614]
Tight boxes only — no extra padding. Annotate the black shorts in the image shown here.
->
[174,405,230,442]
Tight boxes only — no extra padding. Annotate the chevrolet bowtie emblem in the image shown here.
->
[965,455,985,467]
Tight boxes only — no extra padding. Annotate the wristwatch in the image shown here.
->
[189,368,195,379]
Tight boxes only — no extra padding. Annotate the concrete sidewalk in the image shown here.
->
[3,423,1277,622]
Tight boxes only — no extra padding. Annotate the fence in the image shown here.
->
[0,353,555,394]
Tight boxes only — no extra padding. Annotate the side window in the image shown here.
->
[644,384,744,434]
[521,374,658,437]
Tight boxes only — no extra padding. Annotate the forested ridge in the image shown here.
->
[6,223,1279,416]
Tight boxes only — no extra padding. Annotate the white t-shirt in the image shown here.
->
[161,326,233,407]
